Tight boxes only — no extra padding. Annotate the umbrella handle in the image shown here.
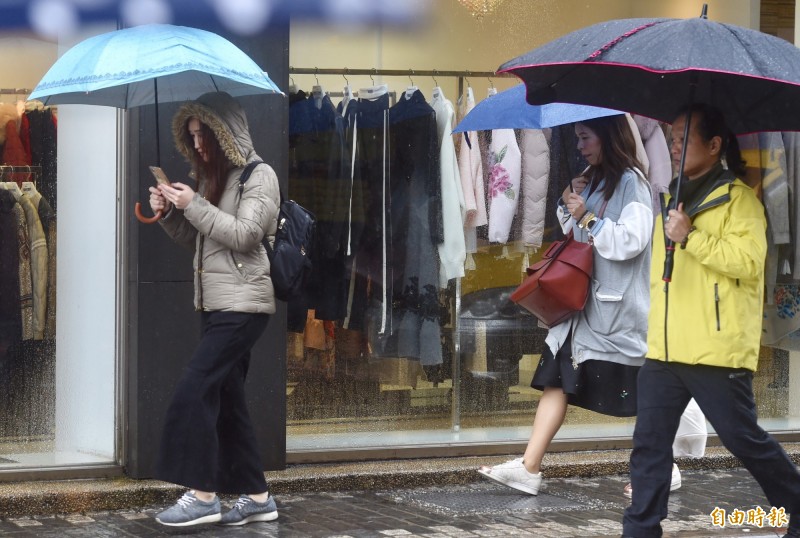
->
[662,244,675,282]
[134,202,162,224]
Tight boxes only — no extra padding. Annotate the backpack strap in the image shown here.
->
[237,160,282,256]
[238,160,263,192]
[238,160,285,205]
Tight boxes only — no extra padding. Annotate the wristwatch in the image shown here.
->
[578,211,596,229]
[680,225,697,249]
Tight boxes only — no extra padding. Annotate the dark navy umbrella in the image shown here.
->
[499,7,800,136]
[499,4,800,280]
[452,84,622,133]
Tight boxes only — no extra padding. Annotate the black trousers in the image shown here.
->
[623,359,800,537]
[156,311,270,494]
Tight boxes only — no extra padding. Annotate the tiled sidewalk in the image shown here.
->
[0,467,790,537]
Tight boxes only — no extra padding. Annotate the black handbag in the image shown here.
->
[238,161,316,301]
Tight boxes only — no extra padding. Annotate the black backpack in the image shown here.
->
[238,161,315,302]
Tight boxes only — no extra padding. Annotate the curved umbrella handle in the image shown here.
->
[134,202,162,224]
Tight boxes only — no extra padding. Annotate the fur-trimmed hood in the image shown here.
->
[171,91,254,169]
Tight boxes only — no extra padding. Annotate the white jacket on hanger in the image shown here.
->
[457,87,486,254]
[431,87,467,287]
[487,127,522,244]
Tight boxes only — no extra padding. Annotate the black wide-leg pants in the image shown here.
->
[156,311,270,494]
[623,359,800,537]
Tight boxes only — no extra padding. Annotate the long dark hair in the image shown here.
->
[577,115,645,201]
[677,103,747,177]
[194,121,232,207]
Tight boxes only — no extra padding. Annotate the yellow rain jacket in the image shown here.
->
[647,165,766,371]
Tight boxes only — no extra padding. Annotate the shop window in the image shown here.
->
[284,2,800,456]
[1,29,118,475]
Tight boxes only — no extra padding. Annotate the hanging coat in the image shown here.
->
[369,89,443,366]
[632,114,671,214]
[21,184,56,339]
[25,109,57,211]
[0,190,21,348]
[17,194,47,340]
[430,87,466,286]
[12,200,33,340]
[346,90,390,332]
[289,91,347,321]
[486,128,521,243]
[545,125,586,243]
[520,129,549,250]
[3,120,30,184]
[457,87,487,253]
[782,132,800,280]
[757,132,791,246]
[625,114,649,178]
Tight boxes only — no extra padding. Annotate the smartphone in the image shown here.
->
[149,166,171,186]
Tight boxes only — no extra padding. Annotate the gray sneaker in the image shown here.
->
[220,494,278,525]
[155,491,221,526]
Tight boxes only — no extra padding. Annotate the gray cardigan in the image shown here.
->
[547,168,653,367]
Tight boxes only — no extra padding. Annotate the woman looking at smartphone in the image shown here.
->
[147,91,281,528]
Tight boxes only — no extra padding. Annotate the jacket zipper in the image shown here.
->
[197,235,205,311]
[661,178,735,359]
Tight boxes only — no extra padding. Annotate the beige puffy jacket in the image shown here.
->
[160,92,280,314]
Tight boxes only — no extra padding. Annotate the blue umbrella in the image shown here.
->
[452,84,622,133]
[28,24,282,223]
[28,23,281,108]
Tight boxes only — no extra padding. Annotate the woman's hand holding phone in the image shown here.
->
[148,166,172,215]
[159,183,196,210]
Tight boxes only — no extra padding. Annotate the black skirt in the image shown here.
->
[530,339,639,417]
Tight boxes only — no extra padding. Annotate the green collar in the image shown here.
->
[668,163,734,214]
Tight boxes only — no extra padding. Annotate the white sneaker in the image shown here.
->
[477,458,542,495]
[624,463,681,498]
[671,463,682,490]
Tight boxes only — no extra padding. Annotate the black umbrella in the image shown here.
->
[499,4,800,280]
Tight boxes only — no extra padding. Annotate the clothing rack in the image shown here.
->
[289,67,513,432]
[288,67,515,99]
[0,165,42,182]
[0,165,42,172]
[323,90,398,105]
[0,88,33,96]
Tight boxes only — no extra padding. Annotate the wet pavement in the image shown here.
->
[0,467,791,537]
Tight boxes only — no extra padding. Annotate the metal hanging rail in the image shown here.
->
[288,67,514,79]
[0,165,42,171]
[0,88,33,95]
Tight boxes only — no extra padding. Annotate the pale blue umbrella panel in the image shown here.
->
[452,84,622,134]
[28,24,282,222]
[29,23,281,107]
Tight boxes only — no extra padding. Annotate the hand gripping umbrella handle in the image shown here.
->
[663,79,697,282]
[134,202,162,224]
